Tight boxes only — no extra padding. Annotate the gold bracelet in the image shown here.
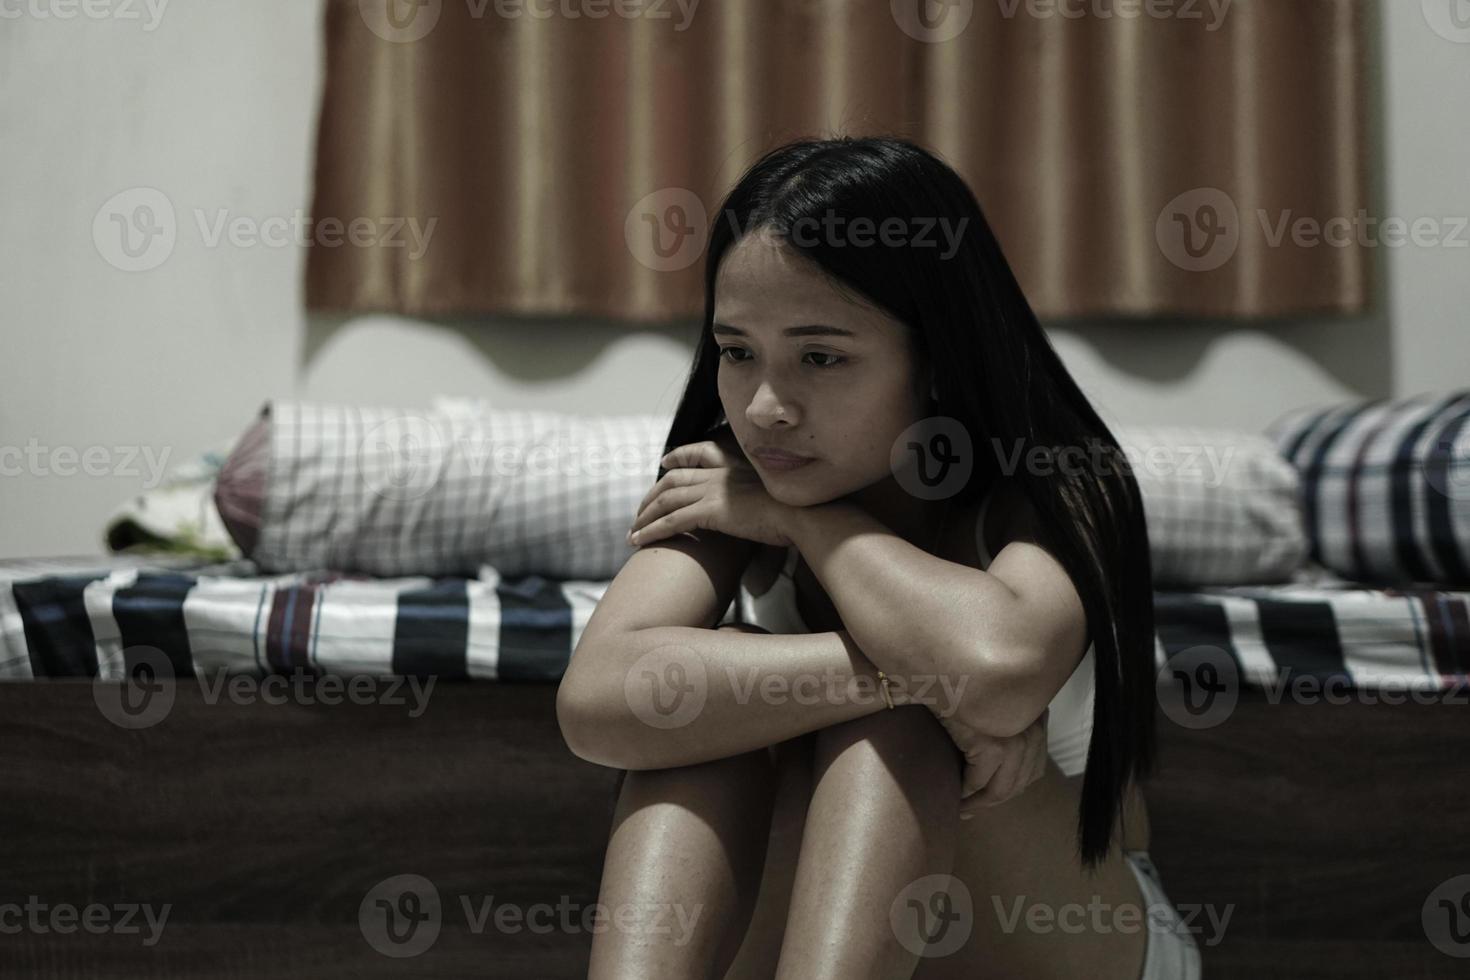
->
[876,670,895,710]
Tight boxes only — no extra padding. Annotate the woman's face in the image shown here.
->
[713,230,931,508]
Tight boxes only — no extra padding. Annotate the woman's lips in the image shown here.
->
[753,452,815,472]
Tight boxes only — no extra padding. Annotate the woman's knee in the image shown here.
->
[816,702,947,757]
[811,704,960,793]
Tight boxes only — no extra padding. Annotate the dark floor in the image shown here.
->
[1,680,1466,978]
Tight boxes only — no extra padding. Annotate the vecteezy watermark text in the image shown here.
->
[1156,645,1470,731]
[621,645,974,732]
[93,188,438,273]
[0,438,171,488]
[1157,187,1470,272]
[0,897,170,947]
[94,649,437,730]
[624,187,975,272]
[0,0,169,30]
[358,0,700,43]
[991,891,1232,947]
[994,0,1232,30]
[358,874,704,958]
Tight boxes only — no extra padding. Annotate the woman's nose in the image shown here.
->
[747,383,797,426]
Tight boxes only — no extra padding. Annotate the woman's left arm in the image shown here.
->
[783,500,1090,741]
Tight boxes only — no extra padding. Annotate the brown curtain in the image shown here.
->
[308,0,1370,320]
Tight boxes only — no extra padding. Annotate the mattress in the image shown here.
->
[1,554,1466,690]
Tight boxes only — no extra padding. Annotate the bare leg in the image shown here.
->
[773,704,962,980]
[719,731,819,980]
[586,624,781,980]
[586,749,776,980]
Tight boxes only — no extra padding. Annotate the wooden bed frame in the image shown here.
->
[1,680,1466,978]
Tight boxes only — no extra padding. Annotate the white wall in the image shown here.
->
[2,0,1466,558]
[1,0,321,556]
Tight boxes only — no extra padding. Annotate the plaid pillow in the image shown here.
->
[215,400,672,578]
[214,403,1311,586]
[1266,390,1470,586]
[1114,425,1308,587]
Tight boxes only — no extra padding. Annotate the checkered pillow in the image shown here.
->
[214,403,1311,586]
[1266,391,1470,586]
[1114,425,1308,587]
[215,399,672,578]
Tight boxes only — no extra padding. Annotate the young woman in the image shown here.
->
[557,136,1202,980]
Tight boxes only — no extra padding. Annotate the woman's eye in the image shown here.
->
[717,347,844,368]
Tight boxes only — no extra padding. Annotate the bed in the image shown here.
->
[2,551,1467,977]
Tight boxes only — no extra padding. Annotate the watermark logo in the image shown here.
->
[626,187,708,273]
[93,187,177,272]
[891,874,973,957]
[359,0,443,42]
[1424,425,1470,503]
[892,416,974,502]
[359,415,452,503]
[93,645,177,730]
[360,874,443,957]
[624,645,709,729]
[1156,645,1239,730]
[891,0,974,43]
[1155,187,1240,272]
[1422,0,1470,44]
[1424,874,1470,957]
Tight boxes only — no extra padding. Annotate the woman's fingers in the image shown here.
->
[631,484,694,535]
[959,749,1007,821]
[637,440,728,523]
[967,740,1026,810]
[658,441,716,471]
[1014,708,1048,791]
[960,714,1051,817]
[629,500,702,546]
[632,471,710,534]
[959,742,1002,799]
[636,466,688,517]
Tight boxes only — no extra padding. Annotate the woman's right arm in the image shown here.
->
[555,531,897,771]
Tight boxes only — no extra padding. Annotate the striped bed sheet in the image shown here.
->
[1,555,1466,690]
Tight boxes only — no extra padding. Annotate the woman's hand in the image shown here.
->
[628,430,795,549]
[942,706,1051,819]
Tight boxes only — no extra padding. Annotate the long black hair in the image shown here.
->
[654,134,1157,874]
